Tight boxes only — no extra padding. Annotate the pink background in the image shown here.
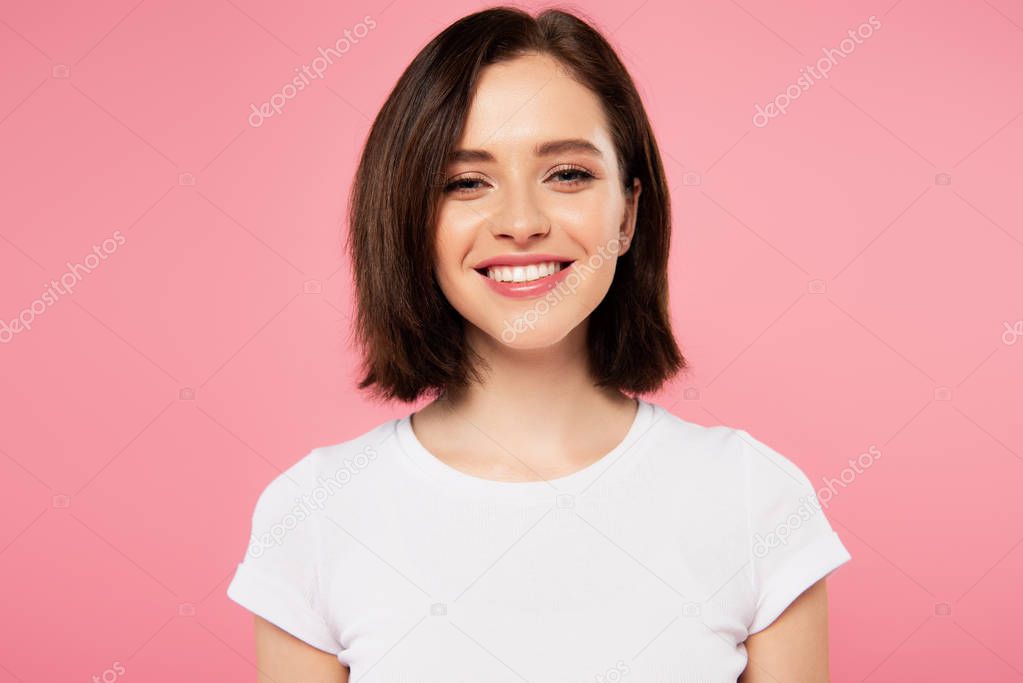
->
[2,0,1022,680]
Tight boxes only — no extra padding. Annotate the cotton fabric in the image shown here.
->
[227,398,851,681]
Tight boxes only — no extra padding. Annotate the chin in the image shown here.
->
[494,327,569,350]
[472,308,583,350]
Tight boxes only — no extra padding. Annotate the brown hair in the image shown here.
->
[345,5,686,403]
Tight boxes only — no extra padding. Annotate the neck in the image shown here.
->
[433,320,634,446]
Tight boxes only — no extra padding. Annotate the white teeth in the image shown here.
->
[486,261,564,283]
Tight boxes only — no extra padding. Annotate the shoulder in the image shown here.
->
[642,403,817,497]
[252,418,400,516]
[305,418,398,482]
[642,402,748,474]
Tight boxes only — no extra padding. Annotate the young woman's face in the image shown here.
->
[433,53,641,350]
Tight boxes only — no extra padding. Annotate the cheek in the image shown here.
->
[433,219,469,273]
[553,192,624,244]
[433,229,454,271]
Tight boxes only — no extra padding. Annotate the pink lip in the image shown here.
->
[472,253,574,269]
[476,261,576,299]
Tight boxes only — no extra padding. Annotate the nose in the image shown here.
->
[489,181,550,243]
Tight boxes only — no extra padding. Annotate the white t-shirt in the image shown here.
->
[227,398,851,681]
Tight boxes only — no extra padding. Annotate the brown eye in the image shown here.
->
[443,175,488,194]
[547,166,595,185]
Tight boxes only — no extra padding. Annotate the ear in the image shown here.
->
[618,177,642,256]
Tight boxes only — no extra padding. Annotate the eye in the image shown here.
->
[443,174,489,194]
[546,165,595,186]
[442,166,596,196]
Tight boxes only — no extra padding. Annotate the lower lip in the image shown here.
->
[477,263,575,299]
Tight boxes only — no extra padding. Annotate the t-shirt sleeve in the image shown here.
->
[226,451,342,654]
[739,428,852,635]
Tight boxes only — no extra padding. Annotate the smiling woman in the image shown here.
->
[431,55,646,353]
[226,5,851,683]
[345,8,680,400]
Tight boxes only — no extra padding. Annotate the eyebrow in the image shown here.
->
[447,138,603,164]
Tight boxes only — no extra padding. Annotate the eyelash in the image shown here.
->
[442,165,595,194]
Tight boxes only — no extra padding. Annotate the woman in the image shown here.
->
[227,6,851,682]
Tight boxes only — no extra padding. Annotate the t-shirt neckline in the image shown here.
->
[393,397,659,500]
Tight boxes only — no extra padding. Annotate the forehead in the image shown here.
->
[456,53,614,155]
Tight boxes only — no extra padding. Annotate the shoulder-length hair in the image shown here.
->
[346,5,686,403]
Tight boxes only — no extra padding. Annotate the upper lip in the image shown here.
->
[472,253,575,270]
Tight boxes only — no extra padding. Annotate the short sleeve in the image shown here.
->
[226,451,341,654]
[739,429,851,635]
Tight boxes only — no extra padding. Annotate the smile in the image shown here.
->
[479,261,571,283]
[473,260,577,300]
